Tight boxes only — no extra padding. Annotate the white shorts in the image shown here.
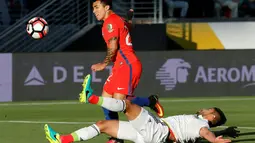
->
[117,121,145,143]
[129,108,169,143]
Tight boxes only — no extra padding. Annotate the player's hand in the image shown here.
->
[126,9,134,21]
[214,136,231,143]
[91,63,107,71]
[223,126,240,138]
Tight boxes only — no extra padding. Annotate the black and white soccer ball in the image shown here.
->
[26,17,49,39]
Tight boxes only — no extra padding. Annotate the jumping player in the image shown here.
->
[44,75,232,143]
[84,1,164,142]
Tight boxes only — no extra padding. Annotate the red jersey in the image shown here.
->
[102,13,139,67]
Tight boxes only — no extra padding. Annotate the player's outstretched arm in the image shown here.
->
[199,127,232,143]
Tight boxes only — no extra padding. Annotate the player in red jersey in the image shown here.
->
[95,8,141,99]
[82,1,163,143]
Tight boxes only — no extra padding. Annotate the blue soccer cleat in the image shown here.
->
[79,74,94,103]
[44,124,61,143]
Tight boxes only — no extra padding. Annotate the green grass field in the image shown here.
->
[0,96,255,143]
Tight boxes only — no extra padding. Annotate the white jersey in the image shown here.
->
[162,114,210,143]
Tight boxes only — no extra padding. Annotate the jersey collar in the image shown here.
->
[197,114,209,123]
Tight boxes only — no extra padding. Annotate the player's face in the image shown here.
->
[197,108,219,124]
[197,108,211,115]
[92,1,109,21]
[197,108,215,118]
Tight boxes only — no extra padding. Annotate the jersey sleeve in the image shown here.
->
[104,19,119,44]
[191,120,210,138]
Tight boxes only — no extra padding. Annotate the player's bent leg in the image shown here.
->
[101,90,119,120]
[81,75,164,118]
[95,120,118,137]
[88,95,126,112]
[88,95,143,118]
[122,100,156,142]
[122,99,142,121]
[79,74,122,143]
[129,94,165,118]
[45,123,101,143]
[97,120,144,143]
[44,120,143,143]
[79,75,119,120]
[102,93,130,143]
[128,107,166,143]
[106,93,127,143]
[117,121,145,143]
[45,121,111,143]
[109,93,165,118]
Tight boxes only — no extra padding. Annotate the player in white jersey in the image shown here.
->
[44,75,231,143]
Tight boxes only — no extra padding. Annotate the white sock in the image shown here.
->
[74,124,100,141]
[101,97,126,112]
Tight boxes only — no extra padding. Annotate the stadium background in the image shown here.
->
[1,0,255,143]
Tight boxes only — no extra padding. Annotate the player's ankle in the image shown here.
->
[60,134,74,143]
[88,95,101,105]
[60,134,76,143]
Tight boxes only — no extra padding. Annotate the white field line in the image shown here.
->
[0,120,254,130]
[0,120,94,124]
[1,97,255,106]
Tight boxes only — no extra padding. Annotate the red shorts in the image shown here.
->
[103,60,142,95]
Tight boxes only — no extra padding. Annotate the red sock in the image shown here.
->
[88,94,100,104]
[60,135,74,143]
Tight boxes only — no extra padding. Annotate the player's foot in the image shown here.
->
[148,95,164,118]
[44,124,61,143]
[79,74,94,103]
[107,137,124,143]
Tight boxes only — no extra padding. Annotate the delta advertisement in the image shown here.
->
[12,51,255,101]
[0,54,12,102]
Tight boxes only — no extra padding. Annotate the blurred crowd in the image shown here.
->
[0,0,255,26]
[163,0,255,18]
[0,0,44,25]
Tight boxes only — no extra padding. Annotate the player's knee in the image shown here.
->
[124,99,132,112]
[95,120,109,132]
[102,90,113,98]
[113,93,126,100]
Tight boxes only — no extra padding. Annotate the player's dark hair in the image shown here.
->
[211,107,227,127]
[93,0,112,9]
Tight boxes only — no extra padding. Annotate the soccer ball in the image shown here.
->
[26,17,49,39]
